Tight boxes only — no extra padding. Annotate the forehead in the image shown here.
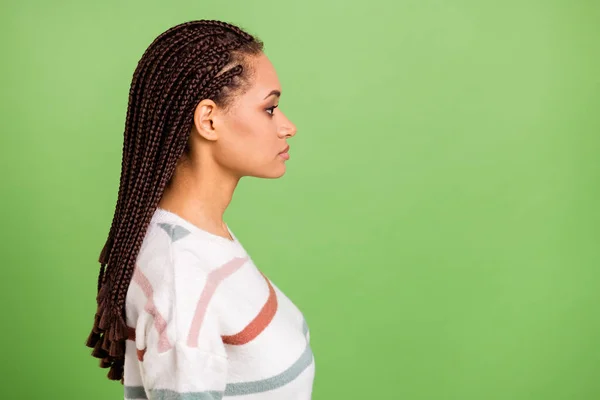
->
[246,53,281,96]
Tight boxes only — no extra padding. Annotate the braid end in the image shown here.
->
[86,303,128,382]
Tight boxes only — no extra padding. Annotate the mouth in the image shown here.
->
[279,145,290,160]
[279,145,290,154]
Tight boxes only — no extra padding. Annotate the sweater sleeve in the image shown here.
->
[140,341,228,400]
[130,247,229,400]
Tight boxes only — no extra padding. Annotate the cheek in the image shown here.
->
[218,118,278,168]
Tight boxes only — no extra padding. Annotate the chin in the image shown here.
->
[251,164,287,179]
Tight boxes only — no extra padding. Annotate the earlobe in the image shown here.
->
[193,100,219,141]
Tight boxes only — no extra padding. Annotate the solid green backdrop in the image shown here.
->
[1,0,599,399]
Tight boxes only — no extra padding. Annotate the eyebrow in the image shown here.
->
[264,90,281,99]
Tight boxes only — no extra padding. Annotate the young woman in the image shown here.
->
[85,20,315,399]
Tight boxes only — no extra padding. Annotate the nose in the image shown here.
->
[278,112,297,138]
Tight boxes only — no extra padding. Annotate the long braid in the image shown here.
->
[102,31,227,307]
[95,27,216,273]
[86,19,264,382]
[100,29,202,272]
[106,38,231,321]
[104,31,223,280]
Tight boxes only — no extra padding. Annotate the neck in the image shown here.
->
[158,155,239,238]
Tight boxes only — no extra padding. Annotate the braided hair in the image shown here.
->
[85,19,264,382]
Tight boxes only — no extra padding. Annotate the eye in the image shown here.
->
[266,104,278,116]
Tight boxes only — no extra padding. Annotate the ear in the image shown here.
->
[192,99,220,142]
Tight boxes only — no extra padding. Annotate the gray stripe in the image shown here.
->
[125,387,223,400]
[149,389,223,400]
[158,223,190,242]
[124,385,148,399]
[125,321,313,398]
[302,319,309,337]
[224,342,314,396]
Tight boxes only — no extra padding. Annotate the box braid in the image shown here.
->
[85,19,264,382]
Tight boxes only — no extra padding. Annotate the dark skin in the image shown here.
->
[158,52,297,239]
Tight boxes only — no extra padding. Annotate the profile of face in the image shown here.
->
[190,52,297,180]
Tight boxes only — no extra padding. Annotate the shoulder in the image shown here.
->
[136,213,232,272]
[128,214,250,312]
[125,216,252,353]
[133,221,213,293]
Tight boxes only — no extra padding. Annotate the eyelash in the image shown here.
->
[266,105,278,116]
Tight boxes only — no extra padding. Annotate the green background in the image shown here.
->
[2,0,599,398]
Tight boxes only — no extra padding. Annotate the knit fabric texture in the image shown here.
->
[123,207,315,399]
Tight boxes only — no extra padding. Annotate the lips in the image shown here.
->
[279,145,290,160]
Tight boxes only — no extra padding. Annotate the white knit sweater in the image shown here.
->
[123,207,315,399]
